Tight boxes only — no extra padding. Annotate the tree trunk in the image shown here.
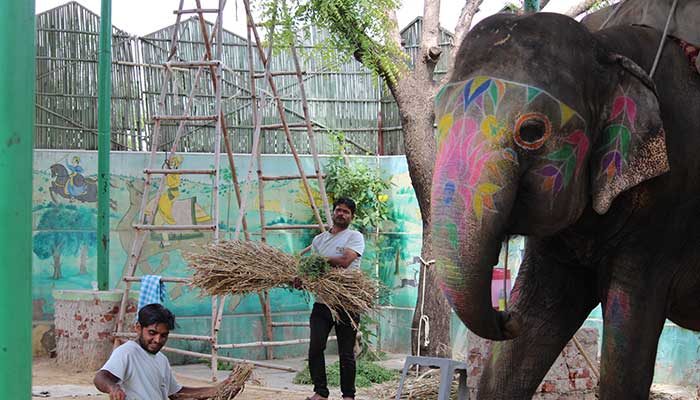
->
[52,244,62,280]
[79,244,88,275]
[394,63,452,357]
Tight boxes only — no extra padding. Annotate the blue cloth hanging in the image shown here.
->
[137,275,166,312]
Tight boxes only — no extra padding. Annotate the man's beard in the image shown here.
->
[137,335,162,355]
[333,217,350,229]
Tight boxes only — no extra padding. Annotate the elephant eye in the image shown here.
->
[514,113,551,150]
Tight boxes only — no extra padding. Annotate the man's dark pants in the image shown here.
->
[308,302,359,399]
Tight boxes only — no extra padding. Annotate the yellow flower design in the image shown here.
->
[481,115,508,141]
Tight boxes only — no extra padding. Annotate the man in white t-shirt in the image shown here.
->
[300,197,365,400]
[94,304,230,400]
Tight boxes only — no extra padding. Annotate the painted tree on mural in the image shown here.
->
[33,205,97,280]
[261,0,601,357]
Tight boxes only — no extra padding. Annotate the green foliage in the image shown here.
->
[324,136,391,230]
[297,254,332,279]
[590,0,615,12]
[356,314,388,361]
[258,0,406,85]
[293,359,398,387]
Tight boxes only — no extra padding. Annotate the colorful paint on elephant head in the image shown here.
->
[433,76,590,225]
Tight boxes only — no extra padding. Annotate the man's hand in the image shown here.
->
[108,385,126,400]
[291,277,303,290]
[94,370,125,400]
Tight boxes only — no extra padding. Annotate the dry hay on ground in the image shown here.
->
[210,363,253,400]
[371,369,460,400]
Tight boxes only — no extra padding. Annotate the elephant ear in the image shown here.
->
[591,55,670,214]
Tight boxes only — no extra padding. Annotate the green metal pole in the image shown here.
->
[0,0,35,398]
[97,0,112,290]
[524,0,540,12]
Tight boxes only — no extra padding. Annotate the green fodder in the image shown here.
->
[293,360,399,388]
[297,254,332,280]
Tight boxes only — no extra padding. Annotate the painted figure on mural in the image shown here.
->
[49,155,104,205]
[65,156,88,197]
[143,155,211,247]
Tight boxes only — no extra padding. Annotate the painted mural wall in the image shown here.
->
[31,150,700,386]
[32,150,425,320]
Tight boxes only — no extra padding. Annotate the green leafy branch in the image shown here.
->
[258,0,406,86]
[324,134,391,230]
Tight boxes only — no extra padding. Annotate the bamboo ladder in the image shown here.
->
[214,0,336,360]
[111,0,294,380]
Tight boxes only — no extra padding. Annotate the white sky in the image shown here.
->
[35,0,583,37]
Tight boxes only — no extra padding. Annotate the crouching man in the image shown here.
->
[94,303,227,400]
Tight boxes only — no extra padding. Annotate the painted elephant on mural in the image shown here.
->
[431,12,700,399]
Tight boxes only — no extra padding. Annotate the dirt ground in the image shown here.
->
[32,357,315,400]
[32,356,698,399]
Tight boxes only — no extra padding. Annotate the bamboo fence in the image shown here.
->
[34,4,456,155]
[35,1,143,151]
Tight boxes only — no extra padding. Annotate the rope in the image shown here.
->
[416,257,435,359]
[572,335,601,380]
[502,240,509,311]
[599,0,625,30]
[650,0,680,78]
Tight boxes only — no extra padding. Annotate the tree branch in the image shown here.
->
[563,0,599,17]
[422,0,442,65]
[449,0,484,78]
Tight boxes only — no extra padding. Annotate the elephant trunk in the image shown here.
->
[432,176,522,341]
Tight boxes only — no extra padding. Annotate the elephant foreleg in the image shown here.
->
[598,253,668,400]
[477,240,598,399]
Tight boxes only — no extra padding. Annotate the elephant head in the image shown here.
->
[431,13,670,340]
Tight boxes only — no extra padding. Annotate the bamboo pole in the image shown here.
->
[161,346,297,372]
[216,336,337,349]
[287,9,332,224]
[261,174,325,181]
[210,0,226,380]
[113,332,212,342]
[271,322,310,327]
[243,0,325,230]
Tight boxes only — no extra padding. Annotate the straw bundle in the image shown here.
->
[371,370,460,400]
[210,363,254,400]
[186,240,381,322]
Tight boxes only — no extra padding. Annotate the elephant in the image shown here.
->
[430,11,700,400]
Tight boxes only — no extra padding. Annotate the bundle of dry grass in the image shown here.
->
[210,363,254,400]
[371,370,461,400]
[186,240,381,323]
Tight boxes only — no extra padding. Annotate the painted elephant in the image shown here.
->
[431,12,700,399]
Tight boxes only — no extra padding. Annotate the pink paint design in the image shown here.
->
[605,289,631,320]
[565,130,589,176]
[434,117,501,221]
[599,92,636,182]
[434,76,588,218]
[609,96,637,127]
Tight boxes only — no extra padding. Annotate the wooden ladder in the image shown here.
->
[110,0,272,381]
[214,0,334,360]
